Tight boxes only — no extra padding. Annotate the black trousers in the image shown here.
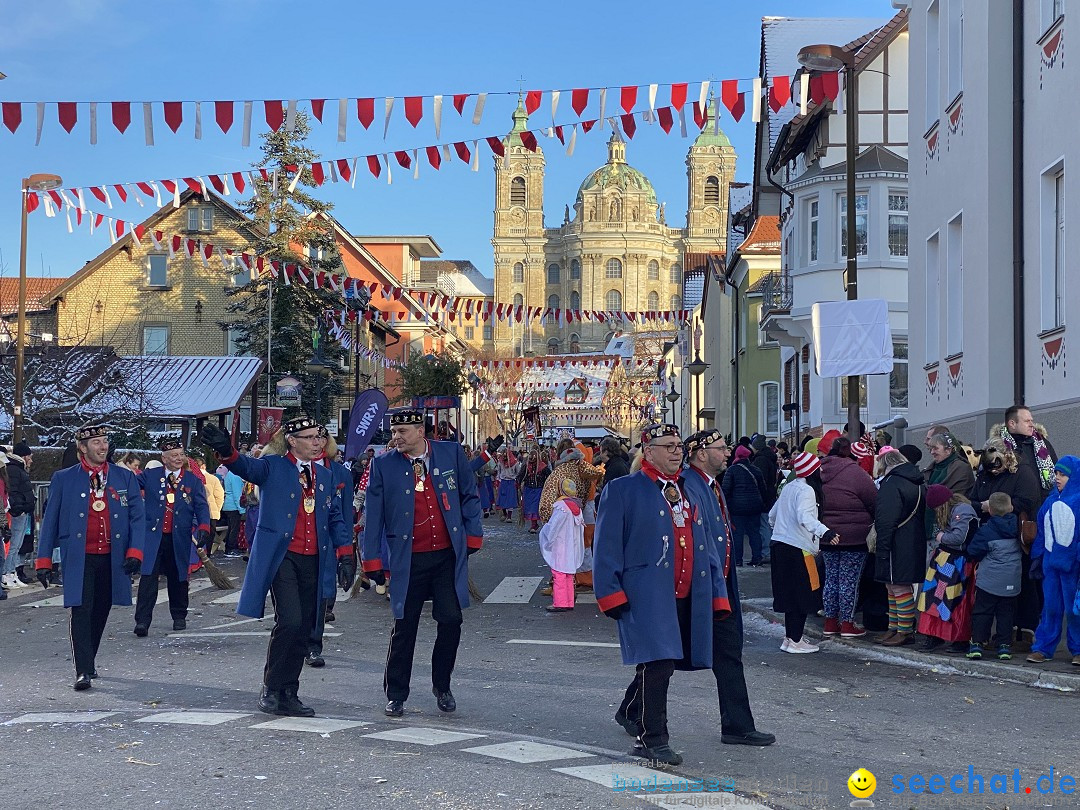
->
[384,547,462,702]
[264,552,320,693]
[221,510,242,552]
[308,597,335,656]
[971,588,1018,647]
[618,659,675,748]
[711,607,757,736]
[134,532,188,627]
[70,553,113,677]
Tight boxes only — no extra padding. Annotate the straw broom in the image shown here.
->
[193,542,235,590]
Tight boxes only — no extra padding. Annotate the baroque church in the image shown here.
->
[491,100,736,356]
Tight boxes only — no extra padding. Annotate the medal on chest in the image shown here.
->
[92,498,107,512]
[166,491,175,504]
[663,482,688,532]
[303,497,315,514]
[413,458,426,492]
[90,470,107,512]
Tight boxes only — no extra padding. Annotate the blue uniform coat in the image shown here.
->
[36,463,146,608]
[224,453,350,618]
[593,469,728,668]
[362,440,483,620]
[317,457,356,598]
[684,467,744,637]
[137,467,211,582]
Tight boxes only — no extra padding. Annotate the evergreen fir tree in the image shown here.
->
[225,109,347,420]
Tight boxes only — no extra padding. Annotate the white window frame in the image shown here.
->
[187,206,213,232]
[926,0,941,128]
[143,324,169,356]
[512,261,524,283]
[669,263,682,284]
[647,291,660,310]
[946,212,964,356]
[147,253,168,287]
[807,198,820,264]
[547,294,560,310]
[606,289,622,311]
[925,232,941,364]
[605,258,623,279]
[888,192,909,258]
[890,339,909,410]
[570,290,581,310]
[648,259,660,280]
[482,324,493,341]
[1041,161,1066,330]
[547,263,560,284]
[839,192,869,259]
[759,381,780,435]
[225,326,247,356]
[570,259,581,280]
[464,325,475,340]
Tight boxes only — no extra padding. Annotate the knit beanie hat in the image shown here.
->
[926,484,953,510]
[817,430,842,456]
[898,444,923,465]
[851,441,873,460]
[733,445,752,463]
[1054,456,1078,477]
[792,451,821,478]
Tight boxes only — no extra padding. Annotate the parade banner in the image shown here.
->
[344,389,389,461]
[257,407,284,444]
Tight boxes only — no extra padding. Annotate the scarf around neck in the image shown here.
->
[1000,426,1054,490]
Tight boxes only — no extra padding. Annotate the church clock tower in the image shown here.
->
[685,100,736,253]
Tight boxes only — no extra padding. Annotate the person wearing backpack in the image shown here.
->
[722,446,767,567]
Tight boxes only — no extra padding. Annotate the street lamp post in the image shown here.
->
[687,354,708,432]
[665,381,680,431]
[15,173,63,444]
[798,44,860,440]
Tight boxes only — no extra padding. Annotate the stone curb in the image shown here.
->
[740,598,1080,692]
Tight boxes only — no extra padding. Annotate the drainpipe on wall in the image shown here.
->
[1012,0,1026,406]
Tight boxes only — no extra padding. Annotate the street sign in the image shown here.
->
[276,376,302,407]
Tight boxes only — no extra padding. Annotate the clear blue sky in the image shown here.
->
[0,0,897,284]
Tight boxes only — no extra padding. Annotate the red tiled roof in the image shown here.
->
[0,276,65,316]
[737,217,781,254]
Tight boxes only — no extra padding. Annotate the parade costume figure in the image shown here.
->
[133,437,211,636]
[683,429,775,747]
[594,423,729,767]
[519,451,550,532]
[362,410,483,717]
[200,416,353,717]
[494,450,521,520]
[539,478,584,611]
[1027,456,1080,663]
[36,424,145,690]
[307,427,356,667]
[916,485,979,648]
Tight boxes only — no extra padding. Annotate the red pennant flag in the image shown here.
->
[820,71,839,102]
[426,145,442,169]
[394,151,412,169]
[49,190,63,209]
[94,213,104,228]
[209,175,226,194]
[367,155,382,178]
[571,88,589,115]
[769,75,791,112]
[525,90,542,114]
[133,225,145,243]
[453,141,471,163]
[620,85,637,113]
[182,177,200,193]
[113,184,128,203]
[264,100,284,131]
[258,168,271,182]
[231,172,246,193]
[519,131,538,151]
[721,80,745,122]
[90,186,107,204]
[110,101,130,134]
[115,220,124,239]
[24,192,39,213]
[163,101,183,133]
[657,106,674,133]
[404,96,423,127]
[214,101,234,133]
[2,102,21,133]
[310,162,325,185]
[310,99,325,122]
[581,119,597,133]
[203,244,214,262]
[554,125,565,144]
[670,83,688,110]
[58,102,78,133]
[136,182,155,198]
[453,94,468,115]
[336,158,352,181]
[186,239,197,258]
[692,101,706,129]
[485,136,505,157]
[620,113,637,139]
[357,98,375,129]
[171,235,182,253]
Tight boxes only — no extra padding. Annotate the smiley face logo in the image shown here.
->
[847,768,877,798]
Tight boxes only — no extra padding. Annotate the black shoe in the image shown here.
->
[133,625,149,637]
[74,674,92,691]
[614,712,642,737]
[277,690,316,717]
[258,687,281,715]
[629,742,682,766]
[433,688,456,713]
[917,636,944,652]
[385,700,405,717]
[721,730,776,746]
[172,619,186,631]
[324,610,336,623]
[89,669,99,679]
[305,652,325,668]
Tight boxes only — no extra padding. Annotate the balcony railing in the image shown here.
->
[759,273,793,320]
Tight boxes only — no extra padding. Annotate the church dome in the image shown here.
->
[574,130,658,208]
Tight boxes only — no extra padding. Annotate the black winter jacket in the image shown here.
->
[721,460,767,516]
[751,448,780,507]
[6,457,36,517]
[873,462,927,584]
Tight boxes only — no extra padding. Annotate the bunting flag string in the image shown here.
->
[1,75,838,145]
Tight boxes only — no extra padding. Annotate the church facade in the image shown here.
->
[492,102,736,356]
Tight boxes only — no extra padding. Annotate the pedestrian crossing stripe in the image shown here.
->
[252,717,370,733]
[483,576,543,603]
[3,711,119,724]
[362,727,486,745]
[461,741,595,763]
[134,711,251,725]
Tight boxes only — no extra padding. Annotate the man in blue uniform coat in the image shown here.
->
[133,436,211,636]
[201,415,354,717]
[684,429,775,747]
[306,425,357,667]
[36,424,145,691]
[593,423,729,766]
[362,409,483,717]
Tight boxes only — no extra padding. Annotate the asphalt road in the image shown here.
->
[1,516,1077,810]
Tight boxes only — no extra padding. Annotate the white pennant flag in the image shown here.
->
[271,168,278,196]
[194,101,203,139]
[65,206,73,233]
[199,177,209,200]
[413,149,419,180]
[598,88,606,128]
[799,75,808,115]
[751,78,762,122]
[284,100,298,133]
[35,102,44,146]
[143,102,155,146]
[678,106,687,137]
[835,76,845,115]
[171,181,180,208]
[383,97,394,138]
[648,83,658,114]
[89,101,98,145]
[288,168,303,193]
[43,195,56,217]
[221,173,232,196]
[433,94,443,138]
[566,125,578,157]
[470,140,479,171]
[442,143,452,163]
[107,218,116,245]
[337,98,348,142]
[101,186,113,209]
[472,92,486,125]
[551,89,560,121]
[329,160,339,183]
[242,101,253,146]
[384,154,392,185]
[150,180,162,207]
[698,80,710,110]
[350,157,358,188]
